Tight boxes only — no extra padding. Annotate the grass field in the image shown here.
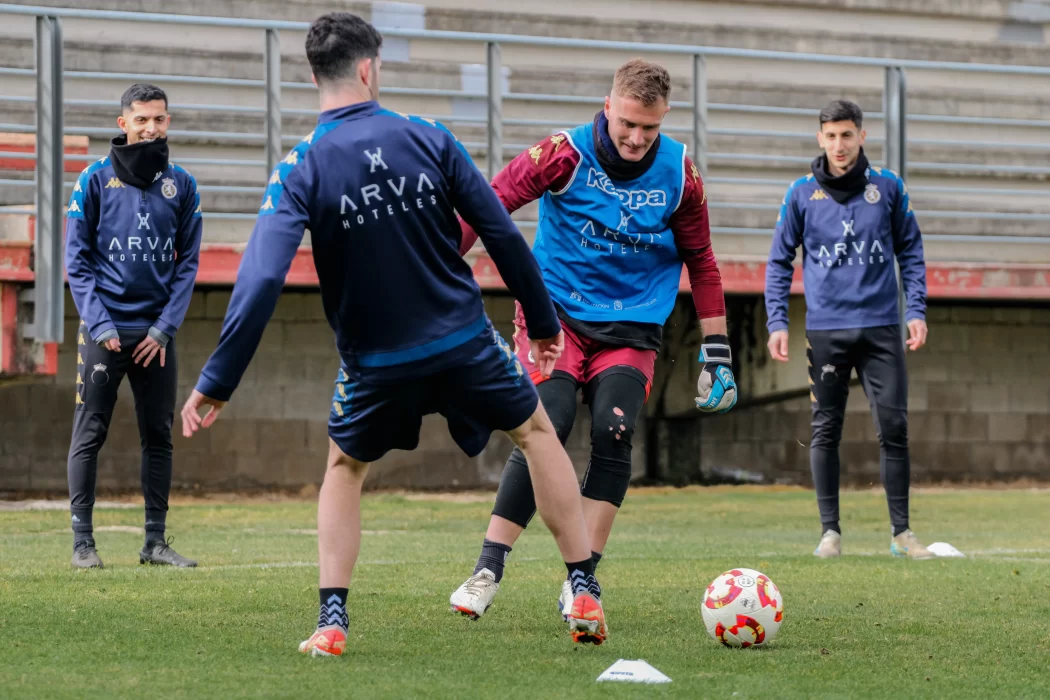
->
[2,486,1049,699]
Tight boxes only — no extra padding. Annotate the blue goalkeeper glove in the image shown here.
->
[695,335,737,413]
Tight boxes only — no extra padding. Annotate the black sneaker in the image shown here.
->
[140,537,197,568]
[72,540,104,569]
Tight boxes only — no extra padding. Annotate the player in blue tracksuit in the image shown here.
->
[765,100,934,560]
[179,13,608,654]
[64,83,201,570]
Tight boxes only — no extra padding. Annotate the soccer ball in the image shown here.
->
[701,568,783,648]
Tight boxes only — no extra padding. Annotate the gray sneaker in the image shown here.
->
[140,537,197,567]
[72,541,104,569]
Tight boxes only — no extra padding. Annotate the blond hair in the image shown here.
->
[612,59,671,106]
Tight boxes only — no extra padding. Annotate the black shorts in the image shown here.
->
[328,325,538,462]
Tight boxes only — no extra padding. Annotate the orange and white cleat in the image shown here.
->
[298,625,347,657]
[566,592,608,645]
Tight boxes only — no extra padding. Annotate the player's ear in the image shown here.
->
[117,114,128,134]
[603,95,611,119]
[358,58,373,85]
[310,73,318,87]
[859,128,867,145]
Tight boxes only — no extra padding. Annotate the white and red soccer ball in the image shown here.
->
[701,568,784,648]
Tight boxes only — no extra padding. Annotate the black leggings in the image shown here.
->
[492,368,647,528]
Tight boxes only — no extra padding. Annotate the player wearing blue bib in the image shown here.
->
[450,60,736,622]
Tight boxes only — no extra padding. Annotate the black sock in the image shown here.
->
[318,588,349,631]
[822,522,841,535]
[566,558,602,599]
[71,508,93,548]
[145,509,167,547]
[565,551,604,580]
[474,539,512,583]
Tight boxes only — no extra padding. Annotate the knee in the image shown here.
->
[874,405,908,449]
[327,440,369,484]
[590,404,637,453]
[810,411,844,448]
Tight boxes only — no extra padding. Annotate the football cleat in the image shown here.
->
[813,529,842,558]
[557,579,573,622]
[298,625,347,657]
[566,591,608,645]
[140,537,197,567]
[449,568,499,620]
[72,540,104,569]
[891,530,936,560]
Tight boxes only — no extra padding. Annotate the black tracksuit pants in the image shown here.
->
[807,324,910,536]
[68,323,177,545]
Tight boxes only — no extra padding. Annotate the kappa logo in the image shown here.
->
[365,147,388,173]
[809,189,829,201]
[260,195,274,211]
[585,168,667,210]
[105,178,124,189]
[528,145,543,165]
[68,200,81,213]
[550,134,566,152]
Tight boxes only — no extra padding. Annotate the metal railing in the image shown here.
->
[3,3,1050,340]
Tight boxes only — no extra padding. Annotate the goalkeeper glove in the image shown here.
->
[695,334,737,413]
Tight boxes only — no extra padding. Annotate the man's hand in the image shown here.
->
[132,335,165,367]
[103,337,121,352]
[767,329,789,362]
[181,389,227,438]
[906,319,928,351]
[529,331,564,379]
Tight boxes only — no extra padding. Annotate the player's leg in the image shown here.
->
[127,332,194,567]
[807,329,855,557]
[855,325,933,560]
[450,310,586,618]
[300,367,423,656]
[450,373,578,618]
[504,404,607,644]
[67,322,129,569]
[441,323,606,643]
[300,439,370,657]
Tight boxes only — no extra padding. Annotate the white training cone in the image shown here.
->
[597,659,672,684]
[927,542,965,558]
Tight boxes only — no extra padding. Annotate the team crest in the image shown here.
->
[161,178,177,200]
[91,363,110,386]
[864,183,881,204]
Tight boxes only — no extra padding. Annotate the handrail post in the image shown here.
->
[486,41,503,180]
[692,54,708,176]
[885,66,908,341]
[264,28,281,173]
[32,14,64,343]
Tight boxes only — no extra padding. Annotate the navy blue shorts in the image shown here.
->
[328,326,538,462]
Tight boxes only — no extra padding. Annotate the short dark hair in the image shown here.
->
[819,99,863,129]
[306,12,383,85]
[121,83,167,111]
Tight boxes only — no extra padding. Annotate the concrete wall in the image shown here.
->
[686,298,1050,486]
[1,289,1048,494]
[0,288,644,494]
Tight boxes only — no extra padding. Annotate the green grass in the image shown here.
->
[2,487,1049,699]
